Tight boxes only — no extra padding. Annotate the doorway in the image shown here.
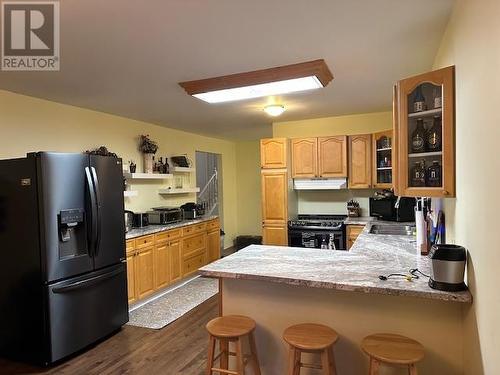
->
[195,151,223,226]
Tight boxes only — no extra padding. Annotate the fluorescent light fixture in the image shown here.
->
[193,76,322,104]
[263,104,286,117]
[179,59,333,104]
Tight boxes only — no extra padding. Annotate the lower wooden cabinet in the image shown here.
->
[169,240,182,283]
[126,219,221,305]
[126,250,136,304]
[346,225,364,250]
[154,241,170,290]
[207,229,220,263]
[263,224,288,246]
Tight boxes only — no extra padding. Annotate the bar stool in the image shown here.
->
[283,323,339,375]
[361,333,424,375]
[205,315,261,375]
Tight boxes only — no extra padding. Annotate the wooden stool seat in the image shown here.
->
[206,315,261,375]
[284,323,339,350]
[361,333,424,375]
[206,315,256,338]
[283,323,338,375]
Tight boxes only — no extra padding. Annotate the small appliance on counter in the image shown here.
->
[428,244,467,291]
[180,202,205,220]
[148,207,183,225]
[133,212,149,228]
[369,195,415,222]
[124,210,134,233]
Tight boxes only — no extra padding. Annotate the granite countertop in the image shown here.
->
[126,215,218,239]
[199,222,472,303]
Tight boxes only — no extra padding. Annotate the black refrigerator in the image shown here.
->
[0,152,129,366]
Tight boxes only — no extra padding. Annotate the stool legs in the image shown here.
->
[286,346,336,375]
[328,347,337,375]
[220,340,229,370]
[408,364,418,375]
[369,358,380,375]
[248,332,262,375]
[206,336,216,375]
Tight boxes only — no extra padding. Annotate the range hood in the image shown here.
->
[293,178,347,190]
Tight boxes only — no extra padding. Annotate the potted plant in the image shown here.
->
[138,135,158,173]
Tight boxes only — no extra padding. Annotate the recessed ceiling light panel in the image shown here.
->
[179,59,333,104]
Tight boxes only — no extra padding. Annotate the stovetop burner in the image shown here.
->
[288,214,347,229]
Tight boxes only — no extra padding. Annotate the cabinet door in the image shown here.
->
[169,240,181,283]
[346,225,364,250]
[154,242,170,290]
[396,66,455,197]
[262,225,288,246]
[318,136,347,177]
[291,138,318,178]
[261,170,288,224]
[126,253,136,304]
[207,229,220,263]
[135,247,155,299]
[260,138,288,169]
[349,134,372,188]
[372,130,393,189]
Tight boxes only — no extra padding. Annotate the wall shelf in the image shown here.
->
[173,167,195,173]
[124,190,138,197]
[158,187,200,195]
[123,172,173,180]
[408,151,443,158]
[408,108,442,118]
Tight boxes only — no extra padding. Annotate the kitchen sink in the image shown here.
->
[369,224,415,236]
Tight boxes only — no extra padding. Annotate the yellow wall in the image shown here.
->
[273,111,392,138]
[272,111,393,217]
[235,141,262,235]
[0,90,237,248]
[432,0,500,373]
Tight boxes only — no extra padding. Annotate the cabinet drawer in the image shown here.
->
[182,223,207,237]
[182,253,205,276]
[155,229,181,243]
[182,233,205,258]
[206,219,220,231]
[126,239,135,254]
[135,235,154,250]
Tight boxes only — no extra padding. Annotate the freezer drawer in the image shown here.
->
[46,263,128,363]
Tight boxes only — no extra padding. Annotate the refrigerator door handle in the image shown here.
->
[52,267,123,294]
[85,167,98,256]
[90,167,102,256]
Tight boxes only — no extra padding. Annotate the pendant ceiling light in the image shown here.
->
[179,59,333,104]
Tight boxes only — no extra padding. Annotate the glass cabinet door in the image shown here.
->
[372,130,393,189]
[396,66,455,197]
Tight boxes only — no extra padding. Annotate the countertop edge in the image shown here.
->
[126,215,219,239]
[198,269,472,304]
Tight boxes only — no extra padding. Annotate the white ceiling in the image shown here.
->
[0,0,454,140]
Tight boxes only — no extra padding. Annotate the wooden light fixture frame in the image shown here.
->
[179,59,333,95]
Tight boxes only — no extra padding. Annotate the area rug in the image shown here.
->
[127,276,219,330]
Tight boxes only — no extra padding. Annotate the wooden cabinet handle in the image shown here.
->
[442,190,449,195]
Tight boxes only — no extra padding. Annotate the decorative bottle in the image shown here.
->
[427,161,442,187]
[411,160,427,187]
[411,119,426,153]
[426,116,442,152]
[413,86,426,112]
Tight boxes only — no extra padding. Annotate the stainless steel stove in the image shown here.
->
[288,214,347,250]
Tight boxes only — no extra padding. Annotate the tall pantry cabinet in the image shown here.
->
[260,138,297,246]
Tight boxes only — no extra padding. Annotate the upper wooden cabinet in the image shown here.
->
[372,130,393,189]
[395,66,455,197]
[318,136,348,177]
[291,136,347,178]
[291,138,317,178]
[349,134,372,189]
[261,170,288,224]
[260,138,288,169]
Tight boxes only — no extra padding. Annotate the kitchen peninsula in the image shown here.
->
[200,221,471,375]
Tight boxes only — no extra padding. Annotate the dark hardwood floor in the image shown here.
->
[0,295,219,375]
